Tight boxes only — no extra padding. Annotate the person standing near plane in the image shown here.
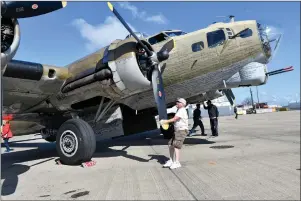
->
[203,100,219,136]
[234,106,238,119]
[1,120,14,152]
[188,104,206,136]
[160,98,189,169]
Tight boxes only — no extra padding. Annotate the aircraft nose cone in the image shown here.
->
[257,22,283,63]
[265,24,283,59]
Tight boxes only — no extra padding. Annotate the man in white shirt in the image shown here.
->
[160,98,189,169]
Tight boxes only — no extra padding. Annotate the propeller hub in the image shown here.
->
[157,50,169,62]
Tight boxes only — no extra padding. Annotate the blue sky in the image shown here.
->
[14,1,300,105]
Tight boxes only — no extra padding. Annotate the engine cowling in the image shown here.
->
[107,38,153,95]
[224,62,268,88]
[186,90,224,104]
[1,17,20,73]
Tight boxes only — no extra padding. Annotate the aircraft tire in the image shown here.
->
[56,119,96,165]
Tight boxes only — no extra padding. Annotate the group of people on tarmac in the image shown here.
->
[188,100,219,137]
[160,98,220,169]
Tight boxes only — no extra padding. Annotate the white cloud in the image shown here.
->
[145,14,167,24]
[118,2,140,18]
[118,2,168,24]
[72,2,168,51]
[72,16,136,52]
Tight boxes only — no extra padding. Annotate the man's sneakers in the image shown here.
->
[188,130,194,137]
[188,130,207,137]
[163,159,173,168]
[170,161,181,169]
[163,159,181,169]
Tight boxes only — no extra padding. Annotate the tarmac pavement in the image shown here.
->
[1,111,300,200]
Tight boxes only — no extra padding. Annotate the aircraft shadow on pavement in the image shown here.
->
[1,132,215,196]
[1,142,57,196]
[1,164,30,196]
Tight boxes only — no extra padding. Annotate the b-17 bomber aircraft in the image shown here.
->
[1,1,287,165]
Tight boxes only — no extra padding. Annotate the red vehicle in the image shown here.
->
[255,102,269,109]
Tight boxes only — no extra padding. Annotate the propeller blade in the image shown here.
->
[155,39,175,62]
[106,2,170,130]
[151,65,168,130]
[107,2,152,57]
[1,1,67,18]
[159,39,175,53]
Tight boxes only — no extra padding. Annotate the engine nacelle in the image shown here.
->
[1,18,20,73]
[107,38,152,95]
[186,90,224,104]
[224,62,268,88]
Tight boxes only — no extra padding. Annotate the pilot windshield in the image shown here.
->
[164,31,187,37]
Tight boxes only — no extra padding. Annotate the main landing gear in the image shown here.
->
[55,119,96,165]
[54,98,115,165]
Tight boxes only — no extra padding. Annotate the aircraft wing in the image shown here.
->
[2,59,68,116]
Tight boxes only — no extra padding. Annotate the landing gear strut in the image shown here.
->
[56,119,96,165]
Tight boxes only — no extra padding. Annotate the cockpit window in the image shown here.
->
[148,33,169,45]
[125,32,149,39]
[191,41,204,52]
[207,30,226,48]
[164,31,187,37]
[239,29,253,38]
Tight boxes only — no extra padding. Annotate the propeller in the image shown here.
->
[107,2,171,130]
[1,1,67,18]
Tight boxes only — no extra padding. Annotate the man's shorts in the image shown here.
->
[168,129,188,149]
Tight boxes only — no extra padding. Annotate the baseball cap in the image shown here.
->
[177,98,187,106]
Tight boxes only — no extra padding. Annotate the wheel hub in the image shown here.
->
[60,130,78,157]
